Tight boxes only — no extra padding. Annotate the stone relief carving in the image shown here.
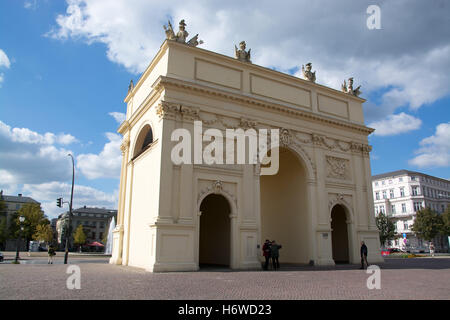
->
[120,136,130,155]
[155,102,180,120]
[279,128,292,147]
[235,41,251,63]
[197,180,237,208]
[341,77,362,97]
[326,156,350,180]
[163,19,203,47]
[301,63,316,82]
[328,193,353,222]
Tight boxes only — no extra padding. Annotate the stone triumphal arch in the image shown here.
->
[110,22,383,272]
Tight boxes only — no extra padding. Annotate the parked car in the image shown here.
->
[0,252,3,262]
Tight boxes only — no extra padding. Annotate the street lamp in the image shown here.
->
[64,153,75,264]
[14,216,25,264]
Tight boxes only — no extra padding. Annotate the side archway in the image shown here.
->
[132,124,154,160]
[198,193,232,268]
[330,204,351,264]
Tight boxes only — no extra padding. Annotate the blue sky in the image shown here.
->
[0,0,449,218]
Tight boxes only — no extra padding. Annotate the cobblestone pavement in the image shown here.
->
[1,256,450,300]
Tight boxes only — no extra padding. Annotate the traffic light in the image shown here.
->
[57,197,62,208]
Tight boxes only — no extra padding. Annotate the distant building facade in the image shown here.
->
[372,170,450,252]
[56,206,117,250]
[0,191,41,227]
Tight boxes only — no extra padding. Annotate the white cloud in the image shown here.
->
[76,132,122,179]
[369,112,422,136]
[47,0,450,127]
[409,122,450,168]
[24,0,38,10]
[0,49,10,69]
[0,121,78,186]
[22,181,118,219]
[109,112,126,124]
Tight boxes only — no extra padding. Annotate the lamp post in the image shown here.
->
[14,216,25,264]
[64,154,75,264]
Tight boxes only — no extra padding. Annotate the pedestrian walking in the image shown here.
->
[270,240,282,270]
[360,241,369,269]
[262,239,271,270]
[429,242,435,257]
[48,245,56,264]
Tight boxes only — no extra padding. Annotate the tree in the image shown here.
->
[33,224,54,247]
[442,205,450,236]
[0,199,7,249]
[412,208,443,242]
[0,216,7,250]
[16,203,49,250]
[73,225,86,252]
[375,213,396,247]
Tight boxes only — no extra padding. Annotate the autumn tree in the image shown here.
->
[33,223,54,247]
[16,203,50,250]
[73,225,87,252]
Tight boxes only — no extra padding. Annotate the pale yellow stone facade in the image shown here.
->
[110,40,383,272]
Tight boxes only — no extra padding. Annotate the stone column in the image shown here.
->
[110,134,130,265]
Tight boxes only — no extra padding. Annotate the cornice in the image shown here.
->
[155,76,374,136]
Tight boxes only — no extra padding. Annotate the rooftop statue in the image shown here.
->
[163,19,203,47]
[341,77,362,97]
[301,62,316,82]
[128,79,134,93]
[235,41,251,63]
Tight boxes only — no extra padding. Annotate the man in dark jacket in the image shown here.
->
[360,241,369,269]
[262,239,271,270]
[270,240,282,270]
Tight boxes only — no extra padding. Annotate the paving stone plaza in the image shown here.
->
[1,253,449,300]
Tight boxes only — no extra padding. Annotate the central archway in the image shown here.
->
[199,194,231,268]
[260,147,310,264]
[331,204,349,264]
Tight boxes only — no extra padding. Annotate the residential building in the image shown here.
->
[0,190,41,228]
[372,170,450,252]
[56,206,117,250]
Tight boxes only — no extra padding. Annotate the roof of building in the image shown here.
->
[0,192,40,204]
[58,206,117,219]
[372,170,449,183]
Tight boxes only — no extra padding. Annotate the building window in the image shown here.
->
[389,180,393,184]
[412,186,419,196]
[414,202,423,212]
[382,190,387,199]
[411,176,416,181]
[390,189,395,198]
[380,205,385,214]
[375,182,379,186]
[382,180,386,185]
[375,192,380,200]
[400,187,405,197]
[391,205,396,214]
[402,203,407,213]
[399,177,403,182]
[404,222,409,230]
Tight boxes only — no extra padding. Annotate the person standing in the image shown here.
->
[270,240,282,270]
[429,242,435,257]
[48,245,55,264]
[360,241,369,269]
[262,239,271,270]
